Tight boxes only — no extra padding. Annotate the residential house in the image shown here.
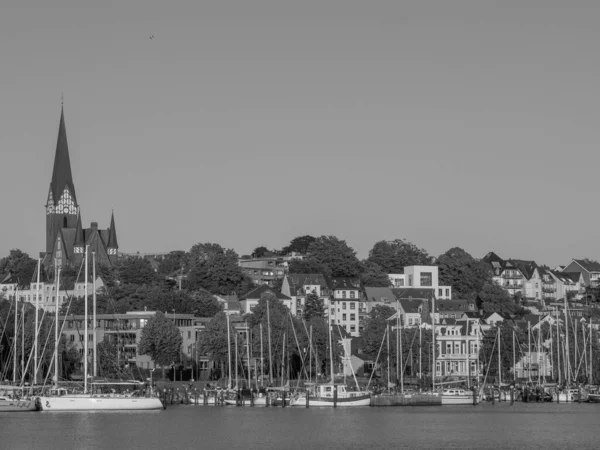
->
[0,271,104,311]
[214,293,242,315]
[514,351,552,379]
[238,257,287,287]
[435,318,483,379]
[434,298,477,322]
[484,252,544,300]
[238,284,293,315]
[550,271,583,301]
[330,277,362,337]
[388,265,452,299]
[281,273,331,317]
[562,259,600,288]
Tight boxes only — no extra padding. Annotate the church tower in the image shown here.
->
[45,107,78,264]
[43,105,119,269]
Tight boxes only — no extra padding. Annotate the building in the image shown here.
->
[514,351,552,380]
[434,298,477,321]
[484,252,542,300]
[43,107,119,269]
[214,294,242,315]
[561,259,600,288]
[329,277,362,337]
[550,271,583,301]
[0,271,103,311]
[238,257,287,287]
[59,311,195,371]
[435,318,483,379]
[281,273,332,317]
[238,284,293,314]
[388,265,452,299]
[363,286,432,328]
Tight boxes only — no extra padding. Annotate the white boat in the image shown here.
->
[554,388,586,403]
[290,383,371,407]
[37,387,163,411]
[0,388,37,412]
[441,388,477,405]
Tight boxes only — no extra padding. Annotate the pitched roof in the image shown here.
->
[330,277,361,290]
[286,273,330,295]
[573,259,600,273]
[49,107,76,205]
[398,297,423,313]
[363,287,395,303]
[74,212,84,247]
[239,283,291,301]
[391,287,434,300]
[107,211,118,249]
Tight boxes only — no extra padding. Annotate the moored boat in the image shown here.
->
[441,388,477,405]
[290,383,371,407]
[37,386,163,411]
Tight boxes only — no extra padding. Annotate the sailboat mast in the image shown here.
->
[564,295,570,386]
[267,298,273,384]
[13,287,18,384]
[528,321,531,383]
[21,301,25,382]
[537,324,541,385]
[226,313,232,389]
[556,307,561,385]
[398,299,403,393]
[497,326,501,385]
[260,322,264,387]
[431,294,436,391]
[246,321,251,387]
[93,251,97,379]
[84,246,89,394]
[513,329,516,382]
[329,322,334,384]
[590,317,593,384]
[54,265,60,388]
[34,259,41,385]
[419,325,422,392]
[309,324,312,383]
[234,330,238,389]
[281,331,286,387]
[386,323,390,389]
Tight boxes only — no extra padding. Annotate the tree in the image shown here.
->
[251,246,269,258]
[138,311,182,377]
[280,235,316,256]
[360,305,397,361]
[307,236,362,278]
[97,338,128,379]
[0,249,38,285]
[196,312,235,381]
[190,290,222,317]
[186,242,249,295]
[157,251,187,276]
[360,261,392,287]
[303,290,325,320]
[367,239,433,274]
[479,283,515,316]
[288,258,329,276]
[116,256,159,285]
[436,247,492,300]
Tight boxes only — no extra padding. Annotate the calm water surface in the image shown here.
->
[3,402,600,450]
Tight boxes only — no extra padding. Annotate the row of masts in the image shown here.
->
[5,246,99,391]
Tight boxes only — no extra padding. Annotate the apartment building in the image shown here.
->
[389,265,452,299]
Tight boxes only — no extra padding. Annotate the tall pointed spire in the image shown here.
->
[107,210,119,251]
[50,106,76,204]
[74,210,84,250]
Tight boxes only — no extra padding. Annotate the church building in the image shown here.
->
[42,107,119,269]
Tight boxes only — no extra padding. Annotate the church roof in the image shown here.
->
[74,212,84,247]
[50,107,76,204]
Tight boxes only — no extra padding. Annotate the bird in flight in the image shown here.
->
[150,35,155,40]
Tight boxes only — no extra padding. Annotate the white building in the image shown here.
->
[329,278,362,337]
[389,265,452,299]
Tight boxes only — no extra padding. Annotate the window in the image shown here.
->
[350,325,356,332]
[80,335,84,341]
[408,318,413,326]
[408,275,413,286]
[331,308,334,314]
[446,289,450,297]
[188,331,191,339]
[88,334,93,341]
[70,335,75,342]
[438,289,443,297]
[68,321,73,328]
[420,272,433,287]
[342,291,346,299]
[350,291,356,299]
[342,314,347,321]
[342,303,346,310]
[350,302,355,310]
[350,314,356,321]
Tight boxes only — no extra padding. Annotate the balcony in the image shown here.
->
[542,287,556,293]
[437,353,479,360]
[502,274,523,280]
[504,284,523,289]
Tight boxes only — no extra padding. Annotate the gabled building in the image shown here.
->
[42,107,119,269]
[238,257,287,287]
[281,273,331,317]
[550,271,583,300]
[484,252,542,300]
[239,284,293,315]
[388,265,452,299]
[562,259,600,288]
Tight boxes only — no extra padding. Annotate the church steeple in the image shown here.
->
[74,210,84,254]
[49,106,77,205]
[107,211,119,256]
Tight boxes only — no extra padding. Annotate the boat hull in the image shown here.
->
[588,394,600,403]
[0,399,37,412]
[291,394,371,407]
[37,396,163,411]
[224,396,267,406]
[441,395,476,405]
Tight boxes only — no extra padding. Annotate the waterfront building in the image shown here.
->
[434,317,483,379]
[42,107,119,269]
[514,351,552,380]
[389,265,452,299]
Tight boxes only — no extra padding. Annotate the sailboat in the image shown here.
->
[290,322,371,407]
[37,249,163,411]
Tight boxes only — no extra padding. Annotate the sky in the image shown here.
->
[1,1,599,267]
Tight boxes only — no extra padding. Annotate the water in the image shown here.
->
[3,403,600,450]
